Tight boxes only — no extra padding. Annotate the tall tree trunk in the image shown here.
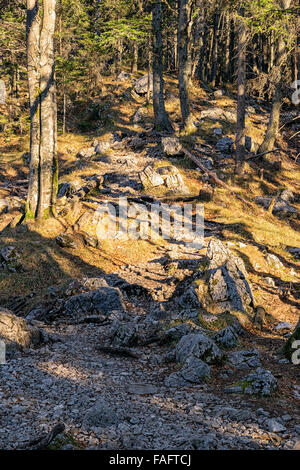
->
[210,10,219,87]
[258,0,291,154]
[26,0,41,217]
[131,43,138,73]
[235,9,247,175]
[152,0,173,133]
[26,0,58,219]
[178,0,196,134]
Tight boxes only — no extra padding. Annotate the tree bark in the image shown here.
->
[152,0,173,133]
[178,0,196,134]
[26,0,58,219]
[26,0,41,217]
[258,0,292,154]
[235,9,247,175]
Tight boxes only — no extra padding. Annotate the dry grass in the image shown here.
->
[0,73,299,324]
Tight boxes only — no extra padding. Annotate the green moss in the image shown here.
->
[47,432,81,450]
[24,203,35,220]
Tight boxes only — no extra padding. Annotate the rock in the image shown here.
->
[117,71,131,82]
[0,308,41,351]
[64,286,126,320]
[77,147,96,159]
[165,357,210,387]
[199,185,214,202]
[161,136,183,156]
[139,164,188,194]
[156,165,187,191]
[280,189,294,203]
[266,254,283,270]
[95,141,110,154]
[180,356,211,383]
[132,108,147,124]
[216,137,234,153]
[164,323,193,343]
[176,433,217,450]
[225,368,277,396]
[57,182,79,198]
[272,199,298,218]
[213,406,252,421]
[213,325,239,349]
[265,419,287,433]
[196,156,214,170]
[213,127,223,136]
[1,246,20,263]
[175,333,224,365]
[110,321,138,347]
[213,89,225,99]
[133,74,153,95]
[84,399,119,428]
[127,383,158,395]
[199,107,236,123]
[206,238,254,313]
[274,322,293,332]
[286,247,300,259]
[0,80,6,105]
[130,136,144,150]
[256,195,298,218]
[56,234,78,249]
[177,286,202,310]
[83,233,98,248]
[282,318,300,361]
[265,277,275,287]
[228,350,261,369]
[139,164,164,187]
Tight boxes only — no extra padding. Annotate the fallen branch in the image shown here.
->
[279,114,300,130]
[246,148,281,160]
[97,345,140,359]
[22,423,65,450]
[182,146,251,207]
[289,130,300,140]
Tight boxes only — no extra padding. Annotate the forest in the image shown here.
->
[0,0,299,453]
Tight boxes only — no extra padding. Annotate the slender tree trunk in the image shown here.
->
[258,0,291,154]
[26,0,41,217]
[131,43,138,73]
[26,0,58,219]
[210,10,219,87]
[152,1,173,133]
[235,9,247,175]
[178,0,196,134]
[147,32,152,104]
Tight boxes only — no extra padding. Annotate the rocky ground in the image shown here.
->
[0,73,299,450]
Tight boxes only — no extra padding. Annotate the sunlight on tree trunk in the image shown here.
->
[26,0,58,219]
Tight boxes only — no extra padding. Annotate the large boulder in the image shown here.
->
[139,164,188,194]
[175,332,224,365]
[63,285,126,321]
[206,238,254,313]
[133,74,153,95]
[0,308,41,351]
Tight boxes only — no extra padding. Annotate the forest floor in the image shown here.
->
[0,72,299,450]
